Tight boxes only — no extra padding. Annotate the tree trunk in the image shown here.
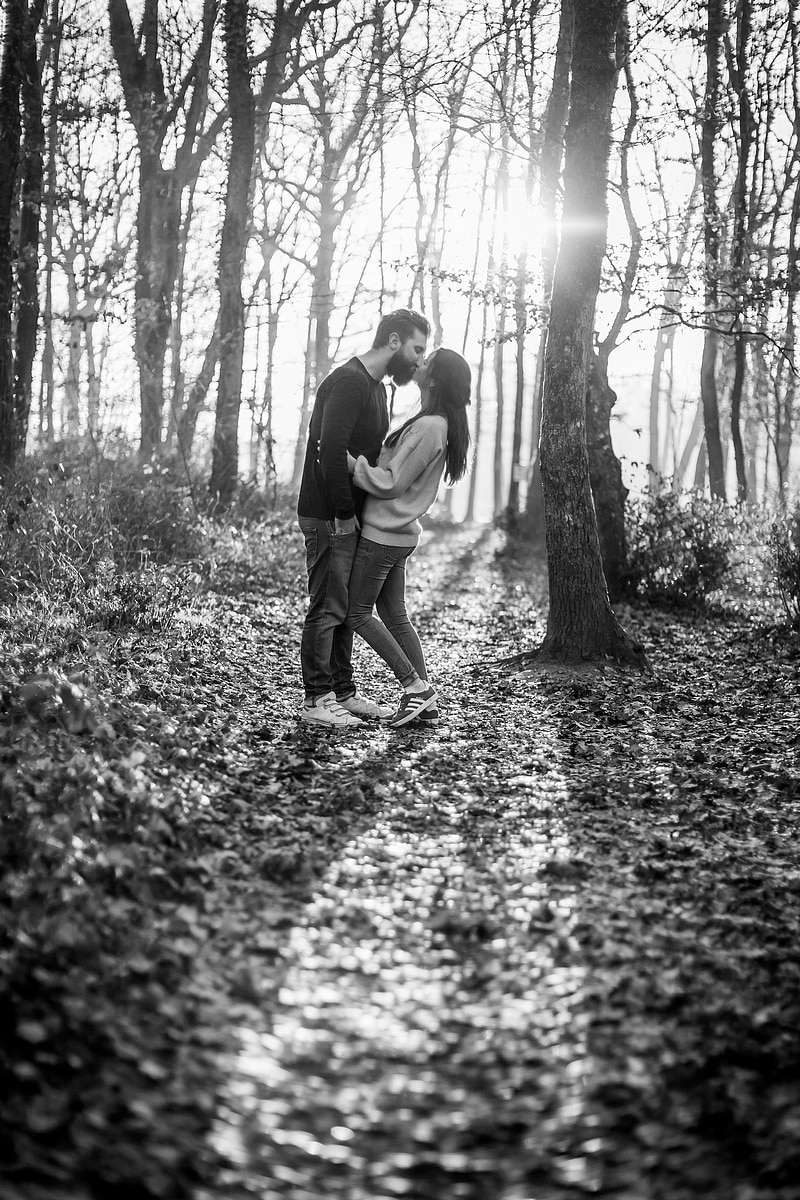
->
[726,0,752,502]
[507,119,536,517]
[493,129,510,519]
[209,0,255,510]
[700,0,727,499]
[466,280,491,523]
[12,0,47,461]
[38,0,61,445]
[536,0,644,667]
[647,167,698,489]
[108,0,218,459]
[177,318,220,461]
[0,0,24,473]
[525,0,573,535]
[673,398,704,491]
[586,352,628,601]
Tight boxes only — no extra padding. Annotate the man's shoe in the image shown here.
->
[388,686,437,727]
[339,695,393,720]
[299,692,362,727]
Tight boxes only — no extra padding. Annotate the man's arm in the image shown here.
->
[318,374,365,522]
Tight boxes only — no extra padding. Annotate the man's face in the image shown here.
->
[386,328,428,386]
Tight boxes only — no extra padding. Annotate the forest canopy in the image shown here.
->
[0,0,796,518]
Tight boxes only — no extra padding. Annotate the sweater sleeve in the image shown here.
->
[353,425,444,499]
[318,375,366,519]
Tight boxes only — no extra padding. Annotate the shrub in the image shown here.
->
[768,503,800,629]
[624,489,738,608]
[0,454,199,634]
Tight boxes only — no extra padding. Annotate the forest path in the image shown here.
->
[184,526,799,1200]
[3,525,799,1200]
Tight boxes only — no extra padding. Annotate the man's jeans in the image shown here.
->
[346,537,426,685]
[299,517,358,701]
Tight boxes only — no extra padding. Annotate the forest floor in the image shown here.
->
[2,522,800,1200]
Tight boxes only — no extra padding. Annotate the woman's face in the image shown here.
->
[416,351,437,396]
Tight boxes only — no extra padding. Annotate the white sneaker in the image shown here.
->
[338,695,393,720]
[299,692,362,727]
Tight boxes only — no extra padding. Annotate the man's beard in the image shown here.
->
[386,351,416,387]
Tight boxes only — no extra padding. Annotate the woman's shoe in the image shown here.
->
[389,686,437,727]
[413,707,439,726]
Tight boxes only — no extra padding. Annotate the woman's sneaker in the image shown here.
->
[300,692,362,727]
[389,686,437,727]
[413,707,439,726]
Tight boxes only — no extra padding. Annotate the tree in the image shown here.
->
[524,0,573,534]
[699,0,727,499]
[0,0,25,473]
[108,0,221,458]
[208,0,255,510]
[0,0,46,473]
[534,0,644,666]
[585,18,639,602]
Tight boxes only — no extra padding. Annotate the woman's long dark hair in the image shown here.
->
[384,348,471,484]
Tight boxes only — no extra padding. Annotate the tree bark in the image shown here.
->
[38,0,61,445]
[0,0,25,473]
[700,0,727,499]
[209,0,255,510]
[536,0,644,667]
[177,318,220,461]
[726,0,753,501]
[12,0,47,462]
[586,352,628,601]
[525,0,573,535]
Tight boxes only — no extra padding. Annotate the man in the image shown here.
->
[297,308,430,727]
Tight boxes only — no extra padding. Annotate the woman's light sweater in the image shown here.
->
[353,414,448,546]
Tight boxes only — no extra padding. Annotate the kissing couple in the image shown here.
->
[296,308,471,729]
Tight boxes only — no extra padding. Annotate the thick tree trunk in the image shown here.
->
[586,352,628,602]
[700,0,726,499]
[536,0,644,667]
[209,0,254,510]
[0,0,24,473]
[525,0,573,535]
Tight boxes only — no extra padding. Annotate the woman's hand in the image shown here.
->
[346,452,357,475]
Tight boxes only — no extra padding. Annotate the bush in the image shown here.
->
[0,454,200,633]
[624,489,738,608]
[768,503,800,629]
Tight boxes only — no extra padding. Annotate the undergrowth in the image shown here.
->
[0,454,299,650]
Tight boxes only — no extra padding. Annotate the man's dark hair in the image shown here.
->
[372,308,430,348]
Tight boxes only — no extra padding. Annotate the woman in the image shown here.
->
[345,347,471,727]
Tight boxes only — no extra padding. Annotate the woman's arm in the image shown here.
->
[353,428,443,499]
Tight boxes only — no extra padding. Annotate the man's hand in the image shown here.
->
[335,515,360,536]
[346,452,357,475]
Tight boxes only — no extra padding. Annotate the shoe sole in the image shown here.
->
[390,692,437,727]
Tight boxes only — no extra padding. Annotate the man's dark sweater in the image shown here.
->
[297,358,389,522]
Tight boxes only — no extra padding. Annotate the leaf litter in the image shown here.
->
[1,525,799,1200]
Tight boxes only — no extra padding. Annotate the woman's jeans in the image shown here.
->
[298,517,358,700]
[346,537,427,686]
